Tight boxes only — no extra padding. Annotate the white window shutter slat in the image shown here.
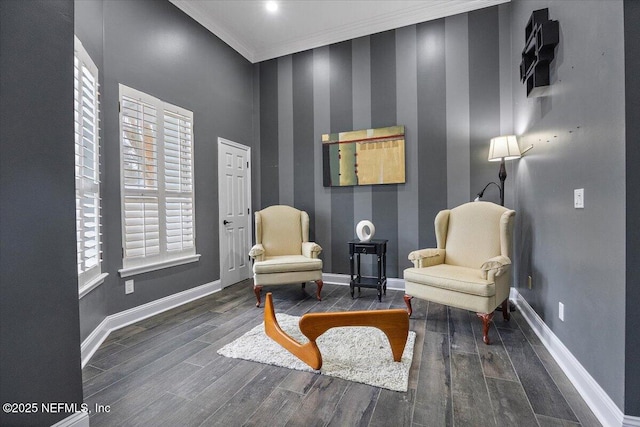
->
[121,95,158,191]
[120,85,196,270]
[75,37,103,288]
[123,197,160,258]
[166,198,194,252]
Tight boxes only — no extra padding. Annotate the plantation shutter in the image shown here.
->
[121,94,160,261]
[164,111,194,253]
[119,84,197,273]
[74,39,102,287]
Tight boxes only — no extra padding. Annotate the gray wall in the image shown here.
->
[76,0,255,340]
[257,6,509,279]
[510,0,626,409]
[0,1,84,426]
[624,0,640,417]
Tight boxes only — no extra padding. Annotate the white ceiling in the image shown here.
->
[169,0,510,63]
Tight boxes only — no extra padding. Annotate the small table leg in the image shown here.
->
[377,254,382,302]
[349,253,355,298]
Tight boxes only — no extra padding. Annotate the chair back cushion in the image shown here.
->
[443,202,513,269]
[256,205,304,256]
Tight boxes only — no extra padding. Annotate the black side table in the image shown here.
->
[348,239,388,301]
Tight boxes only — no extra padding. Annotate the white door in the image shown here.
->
[218,138,252,288]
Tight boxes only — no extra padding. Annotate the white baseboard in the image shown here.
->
[511,288,639,427]
[51,411,89,427]
[81,280,221,367]
[625,415,640,427]
[322,273,405,291]
[321,273,349,286]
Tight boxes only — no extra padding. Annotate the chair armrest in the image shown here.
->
[249,244,265,262]
[407,248,445,268]
[302,242,322,259]
[480,255,511,280]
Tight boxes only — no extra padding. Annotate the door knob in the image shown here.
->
[223,220,233,225]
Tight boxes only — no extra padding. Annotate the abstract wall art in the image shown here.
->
[322,125,406,187]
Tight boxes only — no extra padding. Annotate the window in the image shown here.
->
[75,37,107,296]
[118,85,199,277]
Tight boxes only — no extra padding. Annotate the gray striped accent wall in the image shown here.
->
[445,13,471,209]
[292,50,316,237]
[370,31,399,277]
[352,36,373,276]
[259,59,279,208]
[469,7,502,205]
[416,18,447,254]
[329,41,354,275]
[257,7,505,278]
[277,56,294,206]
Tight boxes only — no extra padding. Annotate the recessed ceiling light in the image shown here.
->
[265,1,278,13]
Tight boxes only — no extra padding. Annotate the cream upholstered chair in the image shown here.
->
[403,201,515,344]
[249,205,323,307]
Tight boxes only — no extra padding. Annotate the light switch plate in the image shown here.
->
[574,188,584,209]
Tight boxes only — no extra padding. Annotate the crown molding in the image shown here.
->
[253,0,509,62]
[170,0,509,63]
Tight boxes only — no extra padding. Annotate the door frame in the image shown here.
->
[217,137,253,288]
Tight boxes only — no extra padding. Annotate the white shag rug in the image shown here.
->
[217,313,416,392]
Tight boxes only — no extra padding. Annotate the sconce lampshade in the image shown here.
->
[488,135,521,162]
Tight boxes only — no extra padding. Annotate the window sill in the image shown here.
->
[79,272,109,299]
[118,254,201,278]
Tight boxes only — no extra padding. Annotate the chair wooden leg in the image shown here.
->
[477,312,495,345]
[501,298,511,321]
[403,295,413,317]
[254,285,263,308]
[315,280,323,301]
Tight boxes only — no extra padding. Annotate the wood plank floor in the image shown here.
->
[83,280,601,426]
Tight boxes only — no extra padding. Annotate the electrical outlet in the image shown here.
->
[559,302,564,321]
[125,279,134,294]
[574,188,584,209]
[528,275,532,289]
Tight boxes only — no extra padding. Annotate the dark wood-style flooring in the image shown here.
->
[82,280,601,426]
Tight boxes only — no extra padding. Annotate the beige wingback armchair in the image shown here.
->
[403,201,515,344]
[249,205,323,307]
